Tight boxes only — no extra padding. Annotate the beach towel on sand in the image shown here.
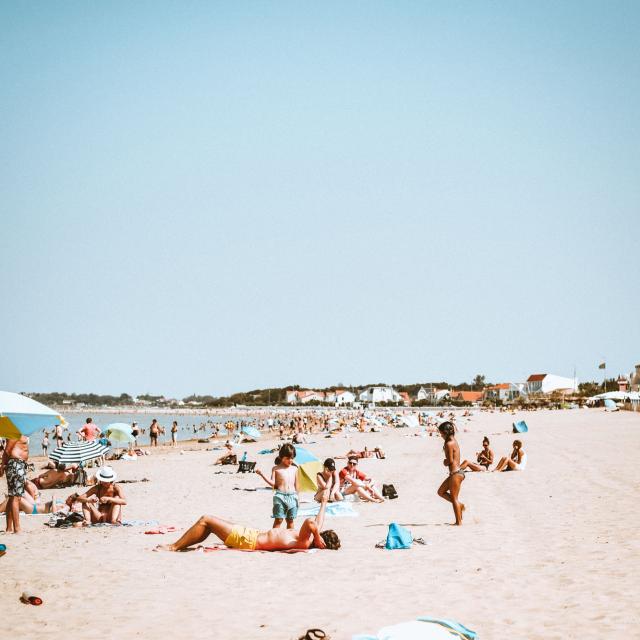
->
[201,545,317,554]
[297,502,358,518]
[353,616,477,640]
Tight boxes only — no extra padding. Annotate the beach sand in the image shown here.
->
[1,409,638,639]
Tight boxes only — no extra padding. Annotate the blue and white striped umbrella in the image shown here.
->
[49,441,109,465]
[0,391,65,439]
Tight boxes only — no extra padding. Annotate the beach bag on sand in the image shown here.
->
[385,522,413,550]
[382,484,398,499]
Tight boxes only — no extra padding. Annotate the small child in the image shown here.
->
[42,432,49,456]
[256,443,299,529]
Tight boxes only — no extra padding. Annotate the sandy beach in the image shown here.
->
[1,408,639,639]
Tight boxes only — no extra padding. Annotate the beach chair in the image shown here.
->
[237,461,256,473]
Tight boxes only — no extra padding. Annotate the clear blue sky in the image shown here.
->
[2,2,638,397]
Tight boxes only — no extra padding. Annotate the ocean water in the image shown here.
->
[26,412,251,454]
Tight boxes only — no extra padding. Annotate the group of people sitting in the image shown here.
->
[459,437,527,473]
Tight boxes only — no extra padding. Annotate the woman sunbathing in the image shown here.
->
[0,494,63,515]
[493,440,527,471]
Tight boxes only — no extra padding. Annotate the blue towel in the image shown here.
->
[417,617,477,639]
[297,502,358,518]
[352,616,477,639]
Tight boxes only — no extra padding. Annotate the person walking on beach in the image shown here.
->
[171,421,178,447]
[42,432,50,457]
[149,419,161,447]
[54,423,63,447]
[255,443,299,529]
[79,418,100,441]
[437,421,465,526]
[0,435,30,533]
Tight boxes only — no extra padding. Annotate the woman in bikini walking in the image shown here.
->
[436,421,465,526]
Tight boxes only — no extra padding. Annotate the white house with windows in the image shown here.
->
[526,373,578,395]
[358,386,402,404]
[335,390,356,405]
[297,390,326,404]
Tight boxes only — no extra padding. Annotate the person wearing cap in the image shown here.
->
[70,466,127,524]
[315,458,343,503]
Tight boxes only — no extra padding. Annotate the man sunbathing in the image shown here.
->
[156,493,340,552]
[31,463,78,490]
[214,442,238,466]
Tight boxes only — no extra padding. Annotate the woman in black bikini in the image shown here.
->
[436,421,465,526]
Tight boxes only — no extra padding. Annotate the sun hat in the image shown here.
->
[95,466,117,483]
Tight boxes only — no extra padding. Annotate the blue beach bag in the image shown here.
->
[385,522,413,550]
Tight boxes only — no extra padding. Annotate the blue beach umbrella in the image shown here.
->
[0,391,66,439]
[241,426,261,440]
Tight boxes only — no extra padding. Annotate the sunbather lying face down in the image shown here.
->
[156,493,340,552]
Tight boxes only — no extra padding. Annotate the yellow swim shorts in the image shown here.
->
[224,525,259,551]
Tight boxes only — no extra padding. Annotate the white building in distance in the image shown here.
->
[526,373,578,394]
[358,386,402,404]
[335,390,356,405]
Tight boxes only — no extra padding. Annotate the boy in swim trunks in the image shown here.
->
[0,435,30,533]
[255,443,299,529]
[155,491,340,552]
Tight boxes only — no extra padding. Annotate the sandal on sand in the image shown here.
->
[299,629,328,640]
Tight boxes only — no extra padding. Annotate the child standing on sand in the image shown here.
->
[256,443,299,529]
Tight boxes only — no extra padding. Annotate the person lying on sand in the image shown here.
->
[31,463,78,490]
[0,493,64,515]
[338,447,385,460]
[460,437,494,472]
[493,440,527,472]
[155,492,340,552]
[68,466,127,524]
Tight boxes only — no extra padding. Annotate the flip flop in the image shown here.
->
[299,629,327,640]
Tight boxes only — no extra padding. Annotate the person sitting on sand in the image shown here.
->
[437,421,465,526]
[31,463,78,490]
[493,440,527,472]
[214,442,237,466]
[68,466,127,524]
[156,492,340,552]
[339,458,384,503]
[460,437,494,472]
[315,458,343,503]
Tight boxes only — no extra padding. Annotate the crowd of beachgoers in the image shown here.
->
[1,406,528,536]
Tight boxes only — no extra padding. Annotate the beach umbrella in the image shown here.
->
[0,391,66,439]
[241,426,261,441]
[49,441,110,465]
[294,447,323,493]
[105,422,135,444]
[398,415,419,428]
